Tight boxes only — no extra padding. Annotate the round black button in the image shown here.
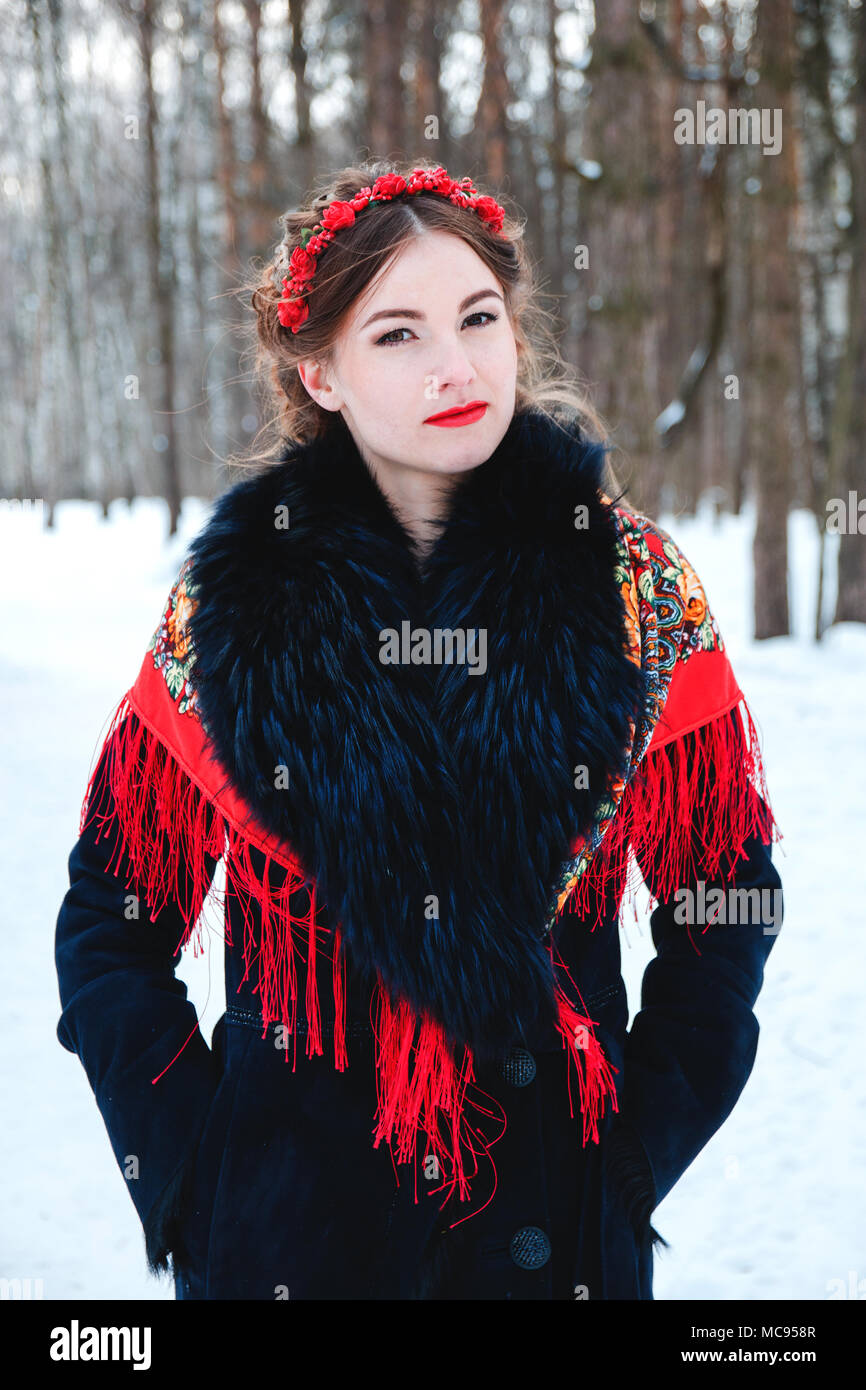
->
[509,1226,551,1269]
[500,1047,536,1086]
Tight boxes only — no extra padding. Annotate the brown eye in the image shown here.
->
[375,327,414,346]
[374,312,498,347]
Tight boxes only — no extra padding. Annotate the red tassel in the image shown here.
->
[80,693,226,949]
[368,962,622,1223]
[369,986,508,1225]
[552,979,620,1143]
[563,697,783,933]
[332,927,348,1071]
[79,697,326,1075]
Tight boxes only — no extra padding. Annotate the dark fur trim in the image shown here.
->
[186,407,648,1062]
[143,1153,197,1279]
[604,1114,670,1252]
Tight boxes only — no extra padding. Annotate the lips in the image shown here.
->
[424,401,488,426]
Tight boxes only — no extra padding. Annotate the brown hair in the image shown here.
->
[231,156,625,495]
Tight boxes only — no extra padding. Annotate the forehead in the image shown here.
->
[355,231,495,309]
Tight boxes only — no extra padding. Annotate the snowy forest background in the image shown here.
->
[1,0,864,1302]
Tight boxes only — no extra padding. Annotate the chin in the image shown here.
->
[424,443,492,476]
[422,418,501,467]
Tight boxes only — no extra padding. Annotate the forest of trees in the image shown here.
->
[3,0,864,640]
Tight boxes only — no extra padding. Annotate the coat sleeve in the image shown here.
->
[54,716,224,1277]
[603,706,783,1247]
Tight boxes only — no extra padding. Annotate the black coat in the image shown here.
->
[54,408,783,1299]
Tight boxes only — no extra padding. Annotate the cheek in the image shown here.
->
[367,350,418,386]
[488,330,518,375]
[344,351,413,407]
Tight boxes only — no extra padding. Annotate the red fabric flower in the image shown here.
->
[371,172,407,199]
[431,171,457,195]
[321,201,356,231]
[288,246,316,282]
[409,166,458,197]
[278,295,310,331]
[473,195,505,233]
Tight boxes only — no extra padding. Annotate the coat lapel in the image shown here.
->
[185,406,647,1063]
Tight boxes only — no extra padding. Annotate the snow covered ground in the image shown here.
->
[1,490,863,1301]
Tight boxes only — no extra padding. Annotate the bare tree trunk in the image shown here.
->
[180,0,209,344]
[645,4,739,520]
[364,1,408,159]
[749,0,798,640]
[27,0,86,520]
[833,0,866,624]
[476,0,509,187]
[579,0,659,509]
[728,153,753,518]
[652,0,686,503]
[412,0,445,161]
[288,0,314,191]
[138,0,181,534]
[74,21,136,507]
[214,0,240,268]
[48,0,110,503]
[242,0,275,253]
[213,0,247,454]
[545,0,565,304]
[685,12,733,513]
[794,0,849,634]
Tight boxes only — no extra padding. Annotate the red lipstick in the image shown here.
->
[423,400,488,427]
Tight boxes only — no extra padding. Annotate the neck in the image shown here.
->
[355,445,468,569]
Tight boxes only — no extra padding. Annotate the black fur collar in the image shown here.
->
[186,406,646,1062]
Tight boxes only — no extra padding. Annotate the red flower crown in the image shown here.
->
[276,166,507,333]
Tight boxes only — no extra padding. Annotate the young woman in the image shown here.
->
[54,159,783,1300]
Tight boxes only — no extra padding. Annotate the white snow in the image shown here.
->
[1,492,863,1301]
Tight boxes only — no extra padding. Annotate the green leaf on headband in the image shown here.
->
[299,227,315,247]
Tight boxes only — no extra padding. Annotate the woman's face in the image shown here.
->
[297,230,519,486]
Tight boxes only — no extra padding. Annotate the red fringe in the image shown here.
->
[552,978,621,1142]
[369,990,490,1213]
[367,961,621,1221]
[79,695,343,1073]
[78,689,781,1224]
[563,696,783,934]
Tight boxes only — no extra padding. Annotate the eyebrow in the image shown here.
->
[359,288,504,331]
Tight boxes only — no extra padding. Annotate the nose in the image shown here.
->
[429,334,477,394]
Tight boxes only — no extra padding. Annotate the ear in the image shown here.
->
[297,358,344,413]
